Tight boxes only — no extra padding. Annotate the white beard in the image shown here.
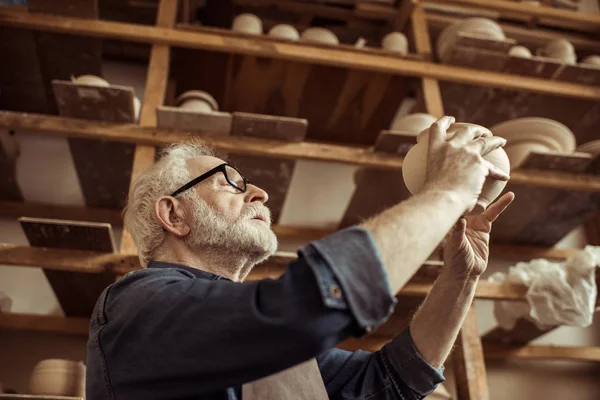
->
[185,198,278,271]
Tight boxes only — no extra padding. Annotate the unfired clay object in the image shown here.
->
[508,45,532,58]
[437,18,505,63]
[537,39,576,65]
[301,27,339,45]
[176,90,219,113]
[581,55,600,66]
[382,32,408,55]
[72,75,109,87]
[29,359,86,397]
[576,140,600,155]
[504,140,554,167]
[268,24,300,41]
[232,13,262,35]
[390,113,438,134]
[490,117,576,153]
[402,123,510,215]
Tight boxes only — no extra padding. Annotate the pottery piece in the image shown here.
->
[537,39,576,64]
[382,32,408,55]
[72,75,109,87]
[355,37,367,48]
[504,140,554,167]
[402,122,510,215]
[389,113,438,134]
[437,18,505,63]
[0,292,12,312]
[29,359,86,397]
[133,96,141,121]
[176,90,219,113]
[576,140,600,154]
[232,13,262,35]
[581,55,600,66]
[508,45,532,58]
[268,24,300,41]
[490,117,576,153]
[301,27,339,45]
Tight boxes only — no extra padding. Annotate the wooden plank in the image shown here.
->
[502,56,564,79]
[231,112,307,142]
[452,305,490,400]
[454,32,515,53]
[482,319,556,346]
[0,201,122,226]
[0,131,23,201]
[484,343,600,363]
[5,111,600,192]
[448,46,507,72]
[373,130,416,154]
[18,217,117,317]
[157,106,232,136]
[2,10,600,100]
[0,312,89,337]
[0,395,82,400]
[390,0,416,31]
[555,63,600,86]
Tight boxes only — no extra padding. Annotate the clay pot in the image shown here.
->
[176,90,219,113]
[537,39,576,64]
[509,45,532,58]
[402,123,510,215]
[437,18,505,63]
[232,13,262,35]
[301,27,339,45]
[382,32,408,55]
[268,24,299,41]
[389,113,438,135]
[72,75,109,87]
[29,359,86,397]
[504,140,553,167]
[581,55,600,66]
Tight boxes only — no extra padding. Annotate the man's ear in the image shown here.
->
[155,196,191,237]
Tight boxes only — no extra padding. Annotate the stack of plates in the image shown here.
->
[576,140,600,155]
[490,117,576,167]
[436,18,505,63]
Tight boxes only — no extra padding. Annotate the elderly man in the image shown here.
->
[86,116,513,399]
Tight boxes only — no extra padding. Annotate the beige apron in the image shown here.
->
[242,358,329,400]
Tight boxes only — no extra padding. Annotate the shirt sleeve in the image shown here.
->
[317,328,445,400]
[92,226,397,398]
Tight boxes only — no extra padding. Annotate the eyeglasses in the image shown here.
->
[170,163,249,197]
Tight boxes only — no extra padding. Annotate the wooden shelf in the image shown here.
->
[0,396,82,400]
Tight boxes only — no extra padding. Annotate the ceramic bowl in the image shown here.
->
[72,75,109,87]
[301,27,339,45]
[176,90,219,113]
[389,113,438,134]
[232,13,262,35]
[382,32,408,55]
[576,140,600,154]
[537,39,576,64]
[490,117,576,153]
[504,140,553,167]
[268,24,300,41]
[437,18,505,63]
[509,45,532,58]
[29,359,86,397]
[402,122,510,215]
[581,55,600,66]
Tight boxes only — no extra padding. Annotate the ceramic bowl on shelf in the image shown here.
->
[232,13,262,35]
[402,122,510,215]
[576,140,600,154]
[268,24,300,41]
[301,27,339,45]
[490,117,576,153]
[29,359,86,397]
[72,75,110,87]
[581,55,600,66]
[436,18,505,63]
[382,32,408,55]
[508,45,532,58]
[504,140,555,167]
[537,39,576,65]
[176,90,219,113]
[389,113,437,135]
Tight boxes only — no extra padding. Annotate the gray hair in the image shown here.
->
[123,141,215,266]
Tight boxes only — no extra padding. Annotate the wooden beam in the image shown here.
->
[120,0,178,254]
[453,305,490,400]
[1,10,600,100]
[0,200,123,225]
[4,111,600,192]
[484,343,600,363]
[0,312,89,336]
[391,0,416,32]
[0,395,83,400]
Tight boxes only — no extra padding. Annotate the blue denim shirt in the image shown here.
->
[86,226,444,399]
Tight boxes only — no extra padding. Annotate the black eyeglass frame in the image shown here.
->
[170,163,248,197]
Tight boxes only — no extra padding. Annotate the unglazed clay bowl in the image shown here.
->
[382,32,408,55]
[576,140,600,154]
[176,90,219,113]
[232,13,262,35]
[72,75,109,87]
[509,46,532,58]
[504,140,554,167]
[437,18,504,63]
[390,113,438,135]
[581,55,600,66]
[301,27,339,45]
[29,359,86,397]
[268,24,300,41]
[537,39,576,64]
[490,117,576,153]
[402,123,510,215]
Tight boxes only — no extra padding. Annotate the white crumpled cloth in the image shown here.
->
[489,246,600,330]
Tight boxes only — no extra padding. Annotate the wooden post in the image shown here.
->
[119,0,178,255]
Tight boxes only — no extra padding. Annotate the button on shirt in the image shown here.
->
[86,226,445,399]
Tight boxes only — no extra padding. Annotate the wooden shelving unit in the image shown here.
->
[1,0,599,398]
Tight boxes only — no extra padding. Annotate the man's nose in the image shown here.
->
[245,183,269,204]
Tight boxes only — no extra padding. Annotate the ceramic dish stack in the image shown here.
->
[576,140,600,155]
[29,359,86,397]
[436,18,505,63]
[490,117,577,167]
[537,39,577,65]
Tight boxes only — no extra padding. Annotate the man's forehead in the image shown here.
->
[186,156,226,175]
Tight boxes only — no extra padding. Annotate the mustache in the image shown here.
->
[241,204,272,224]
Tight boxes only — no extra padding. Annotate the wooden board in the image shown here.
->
[0,131,23,201]
[18,217,117,317]
[157,106,233,136]
[52,80,136,209]
[231,112,307,142]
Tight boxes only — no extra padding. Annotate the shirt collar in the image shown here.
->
[147,260,232,282]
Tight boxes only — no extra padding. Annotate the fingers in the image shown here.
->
[483,192,515,222]
[428,116,455,150]
[469,136,507,156]
[449,125,490,146]
[485,160,510,181]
